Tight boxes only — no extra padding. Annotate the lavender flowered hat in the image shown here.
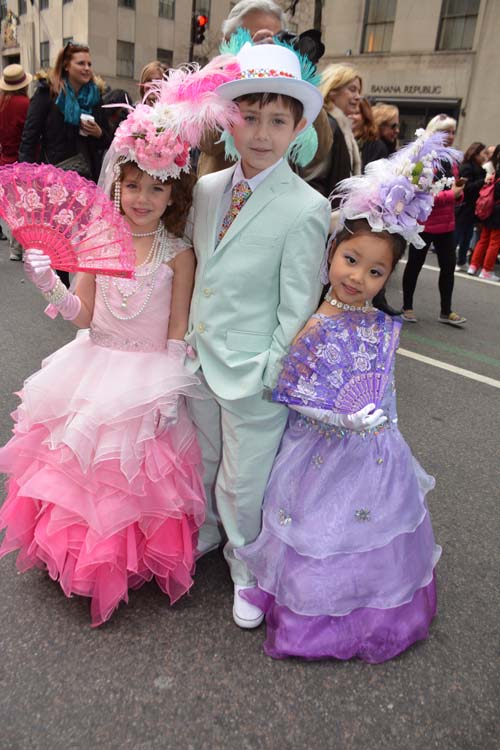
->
[335,129,462,248]
[319,129,462,283]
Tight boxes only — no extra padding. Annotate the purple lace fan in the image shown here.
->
[334,371,389,413]
[273,312,401,414]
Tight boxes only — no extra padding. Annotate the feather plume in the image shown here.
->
[330,129,463,249]
[220,130,240,163]
[220,27,252,56]
[286,125,318,166]
[110,54,242,180]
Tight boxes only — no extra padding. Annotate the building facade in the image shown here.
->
[1,0,498,148]
[0,0,239,99]
[320,0,499,149]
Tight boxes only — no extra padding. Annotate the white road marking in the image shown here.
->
[398,259,500,286]
[397,348,500,389]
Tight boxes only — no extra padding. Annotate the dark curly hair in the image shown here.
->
[116,161,196,237]
[330,219,406,271]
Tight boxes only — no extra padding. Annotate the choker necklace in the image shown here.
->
[131,228,159,238]
[325,292,373,313]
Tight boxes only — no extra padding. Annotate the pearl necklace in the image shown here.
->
[325,292,373,313]
[99,227,168,321]
[131,229,158,238]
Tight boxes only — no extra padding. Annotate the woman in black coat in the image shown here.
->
[454,142,487,269]
[302,63,362,202]
[19,42,110,183]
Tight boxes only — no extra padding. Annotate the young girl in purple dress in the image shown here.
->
[236,130,460,663]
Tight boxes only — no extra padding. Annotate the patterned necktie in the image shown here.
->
[218,180,252,242]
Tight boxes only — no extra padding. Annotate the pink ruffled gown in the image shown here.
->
[0,236,205,626]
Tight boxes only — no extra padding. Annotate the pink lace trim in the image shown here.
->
[89,327,166,353]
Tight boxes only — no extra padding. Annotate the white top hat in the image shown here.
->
[216,43,322,126]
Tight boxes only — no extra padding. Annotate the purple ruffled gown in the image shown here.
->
[236,311,440,663]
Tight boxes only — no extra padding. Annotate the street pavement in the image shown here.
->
[0,241,498,750]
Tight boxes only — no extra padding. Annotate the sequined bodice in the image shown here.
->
[90,235,189,352]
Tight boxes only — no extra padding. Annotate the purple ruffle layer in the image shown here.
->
[242,575,437,663]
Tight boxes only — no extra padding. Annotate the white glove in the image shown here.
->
[290,402,387,433]
[24,249,57,293]
[24,248,81,321]
[166,339,196,363]
[338,403,387,431]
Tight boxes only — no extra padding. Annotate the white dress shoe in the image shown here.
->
[233,584,264,629]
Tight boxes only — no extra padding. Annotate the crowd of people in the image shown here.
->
[0,0,496,665]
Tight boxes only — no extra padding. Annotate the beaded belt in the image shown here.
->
[295,414,392,441]
[89,328,166,353]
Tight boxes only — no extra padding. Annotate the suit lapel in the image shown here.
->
[214,161,293,254]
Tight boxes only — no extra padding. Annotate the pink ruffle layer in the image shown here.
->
[0,417,205,627]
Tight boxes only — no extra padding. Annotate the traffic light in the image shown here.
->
[193,14,208,45]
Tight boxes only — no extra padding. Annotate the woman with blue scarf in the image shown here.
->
[19,42,111,284]
[19,42,110,181]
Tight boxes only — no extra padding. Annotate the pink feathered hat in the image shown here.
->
[99,55,242,192]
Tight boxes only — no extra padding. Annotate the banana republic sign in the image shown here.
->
[370,84,443,96]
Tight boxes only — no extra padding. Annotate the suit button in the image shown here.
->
[197,323,206,333]
[203,287,214,297]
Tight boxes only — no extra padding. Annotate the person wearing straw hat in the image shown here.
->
[0,64,33,251]
[186,40,331,629]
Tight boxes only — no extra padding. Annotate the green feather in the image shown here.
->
[286,125,319,167]
[272,37,321,87]
[219,130,240,162]
[220,27,252,55]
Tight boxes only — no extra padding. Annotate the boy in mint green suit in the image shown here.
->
[186,41,331,628]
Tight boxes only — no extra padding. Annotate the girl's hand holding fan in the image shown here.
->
[24,249,82,320]
[0,163,135,278]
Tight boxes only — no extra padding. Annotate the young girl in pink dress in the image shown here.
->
[0,61,240,626]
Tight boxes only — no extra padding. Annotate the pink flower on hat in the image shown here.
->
[106,55,242,183]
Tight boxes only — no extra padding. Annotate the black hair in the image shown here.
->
[330,219,406,271]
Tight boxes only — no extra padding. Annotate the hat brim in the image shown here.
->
[216,77,323,127]
[0,73,33,92]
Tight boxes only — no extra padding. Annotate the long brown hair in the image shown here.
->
[49,43,93,97]
[463,141,486,164]
[355,97,378,142]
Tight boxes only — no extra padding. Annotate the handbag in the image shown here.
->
[55,152,92,180]
[475,178,499,221]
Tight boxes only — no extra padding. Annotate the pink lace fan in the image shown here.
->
[0,163,135,278]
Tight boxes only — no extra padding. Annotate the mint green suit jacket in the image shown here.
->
[186,160,331,400]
